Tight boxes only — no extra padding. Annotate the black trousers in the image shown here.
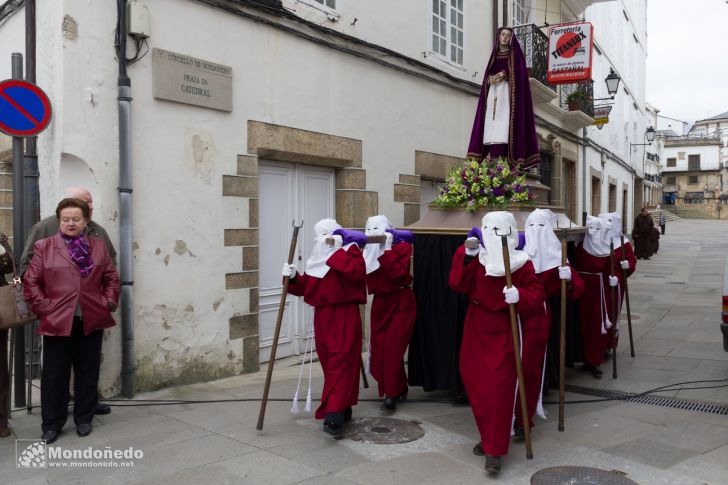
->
[660,224,665,235]
[41,317,103,432]
[0,329,8,428]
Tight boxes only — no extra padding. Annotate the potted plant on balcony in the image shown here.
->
[566,91,583,111]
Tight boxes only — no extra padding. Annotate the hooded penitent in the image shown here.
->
[598,212,623,249]
[582,215,611,257]
[363,215,393,274]
[524,208,561,274]
[305,218,342,278]
[467,27,540,169]
[481,211,529,276]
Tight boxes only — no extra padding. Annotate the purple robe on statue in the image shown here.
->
[468,28,540,169]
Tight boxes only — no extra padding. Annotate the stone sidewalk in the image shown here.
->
[1,219,727,484]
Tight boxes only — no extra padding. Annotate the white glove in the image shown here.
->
[503,286,520,304]
[464,237,480,257]
[332,234,343,249]
[0,244,5,256]
[608,275,618,287]
[620,260,629,270]
[558,266,572,281]
[281,263,297,278]
[384,232,393,251]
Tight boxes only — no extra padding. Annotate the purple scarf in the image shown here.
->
[62,232,95,277]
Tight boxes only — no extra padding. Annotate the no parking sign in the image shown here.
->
[0,79,52,137]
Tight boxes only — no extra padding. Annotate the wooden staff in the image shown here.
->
[325,234,387,245]
[609,240,618,379]
[257,220,304,430]
[620,234,635,357]
[360,357,369,388]
[558,227,568,432]
[498,229,533,460]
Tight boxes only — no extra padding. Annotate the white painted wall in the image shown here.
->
[662,144,721,172]
[0,0,492,392]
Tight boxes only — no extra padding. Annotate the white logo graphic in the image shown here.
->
[16,440,47,468]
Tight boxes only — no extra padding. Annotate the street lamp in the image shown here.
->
[594,68,621,102]
[631,127,656,148]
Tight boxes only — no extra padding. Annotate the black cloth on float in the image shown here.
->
[543,241,584,393]
[408,234,469,398]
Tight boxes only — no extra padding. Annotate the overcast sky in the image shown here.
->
[646,0,728,124]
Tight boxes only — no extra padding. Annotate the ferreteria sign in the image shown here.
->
[152,48,233,112]
[547,22,593,85]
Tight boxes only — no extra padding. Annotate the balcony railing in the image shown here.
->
[559,81,594,118]
[512,24,556,93]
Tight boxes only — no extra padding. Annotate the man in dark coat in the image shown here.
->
[632,208,655,260]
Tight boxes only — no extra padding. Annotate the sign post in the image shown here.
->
[1,54,52,409]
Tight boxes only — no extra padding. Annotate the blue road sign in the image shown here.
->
[0,79,52,137]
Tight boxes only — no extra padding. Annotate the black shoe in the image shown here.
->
[344,407,352,422]
[41,430,59,444]
[323,421,343,436]
[0,426,11,438]
[584,364,603,379]
[95,403,111,415]
[513,426,525,441]
[76,423,93,437]
[398,388,408,402]
[485,454,501,474]
[472,441,484,456]
[381,397,396,412]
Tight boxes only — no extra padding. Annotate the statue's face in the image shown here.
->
[499,29,512,47]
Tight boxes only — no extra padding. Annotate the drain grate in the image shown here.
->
[667,281,686,285]
[340,417,425,444]
[566,385,728,416]
[531,466,638,485]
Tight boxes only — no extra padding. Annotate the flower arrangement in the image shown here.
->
[434,156,533,213]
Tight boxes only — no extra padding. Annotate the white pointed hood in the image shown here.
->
[363,215,392,274]
[305,218,342,278]
[598,212,623,249]
[481,211,529,276]
[524,208,562,274]
[582,215,611,257]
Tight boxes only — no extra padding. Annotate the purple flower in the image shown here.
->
[493,186,505,197]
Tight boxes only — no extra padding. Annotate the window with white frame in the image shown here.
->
[512,0,533,26]
[312,0,336,9]
[431,0,464,66]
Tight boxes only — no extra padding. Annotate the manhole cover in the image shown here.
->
[531,466,638,485]
[341,417,425,444]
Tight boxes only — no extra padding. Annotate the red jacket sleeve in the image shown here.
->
[101,250,121,310]
[512,262,546,318]
[287,272,309,297]
[23,241,53,316]
[326,244,365,284]
[567,262,585,300]
[378,243,412,283]
[449,245,479,294]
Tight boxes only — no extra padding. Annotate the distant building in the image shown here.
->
[661,136,723,203]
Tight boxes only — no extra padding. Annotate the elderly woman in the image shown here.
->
[24,198,119,444]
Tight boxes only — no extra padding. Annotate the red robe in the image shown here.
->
[365,243,416,398]
[449,247,545,456]
[514,265,585,428]
[288,245,366,420]
[573,242,636,367]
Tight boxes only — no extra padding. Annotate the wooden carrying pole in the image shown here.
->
[558,231,567,432]
[499,231,533,459]
[620,234,635,357]
[325,234,387,245]
[609,240,618,379]
[257,220,303,430]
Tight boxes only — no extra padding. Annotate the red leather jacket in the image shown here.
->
[23,233,120,336]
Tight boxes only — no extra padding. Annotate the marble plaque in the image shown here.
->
[152,48,232,112]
